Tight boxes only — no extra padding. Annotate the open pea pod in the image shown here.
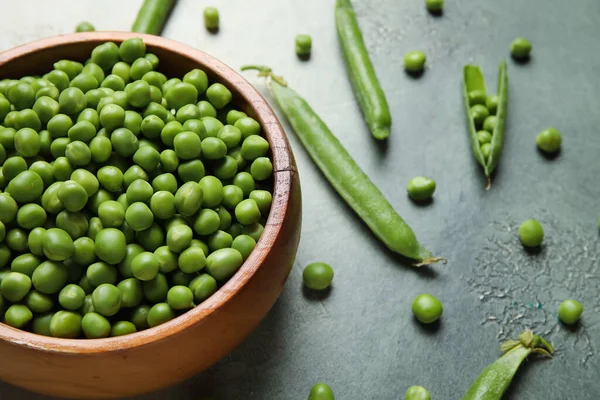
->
[462,59,508,189]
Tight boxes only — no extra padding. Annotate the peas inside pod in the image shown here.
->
[0,38,274,339]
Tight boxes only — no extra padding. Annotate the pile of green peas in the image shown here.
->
[0,38,274,339]
[468,90,500,162]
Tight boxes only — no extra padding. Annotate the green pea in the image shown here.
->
[177,246,206,274]
[58,284,86,310]
[126,179,153,203]
[118,243,144,278]
[99,103,125,132]
[32,260,68,294]
[70,73,99,93]
[65,258,84,283]
[130,57,154,81]
[483,115,498,133]
[40,228,74,262]
[160,149,179,172]
[177,160,205,183]
[182,69,208,95]
[476,130,492,145]
[510,37,532,60]
[295,34,312,56]
[31,312,54,336]
[91,283,121,317]
[6,170,43,202]
[536,127,562,153]
[8,82,36,110]
[82,312,111,339]
[50,310,82,338]
[174,131,202,160]
[136,223,165,252]
[110,321,137,337]
[143,272,169,302]
[160,120,182,146]
[165,82,198,111]
[217,125,242,149]
[85,217,103,241]
[166,225,193,253]
[480,142,492,162]
[193,209,220,236]
[202,137,227,161]
[250,157,273,181]
[85,88,109,110]
[142,71,167,88]
[50,137,70,158]
[112,62,131,84]
[468,90,487,106]
[3,111,19,129]
[235,199,261,225]
[88,189,114,214]
[216,207,232,230]
[189,273,217,303]
[206,83,232,110]
[116,278,143,308]
[125,80,151,108]
[133,145,160,172]
[111,127,139,157]
[0,245,11,267]
[95,228,127,264]
[207,230,233,252]
[150,191,176,220]
[154,246,178,274]
[10,253,41,277]
[486,95,499,114]
[59,87,87,115]
[26,227,45,257]
[91,42,120,70]
[55,211,88,240]
[15,109,42,131]
[125,202,154,232]
[249,190,272,215]
[73,236,96,266]
[220,185,242,211]
[147,302,175,328]
[122,110,142,135]
[82,63,105,84]
[213,156,238,180]
[65,140,92,166]
[56,180,88,212]
[203,6,220,30]
[32,96,60,124]
[6,228,28,252]
[470,104,489,127]
[173,182,203,217]
[44,70,70,92]
[205,248,243,280]
[308,383,335,400]
[123,165,149,188]
[35,86,60,101]
[0,127,16,149]
[28,160,53,188]
[518,219,544,247]
[25,290,54,313]
[89,135,112,163]
[404,51,427,73]
[175,104,200,123]
[152,173,178,194]
[117,37,146,64]
[0,98,11,122]
[412,293,443,324]
[53,60,83,80]
[97,166,123,192]
[302,262,334,290]
[425,0,443,12]
[1,272,32,302]
[182,118,207,137]
[4,304,33,328]
[233,172,256,197]
[38,130,52,156]
[86,261,118,286]
[558,299,583,325]
[130,251,160,281]
[164,285,193,310]
[69,169,97,198]
[226,110,247,126]
[68,120,97,143]
[199,176,223,208]
[406,176,436,201]
[130,305,150,330]
[241,222,264,242]
[230,235,256,261]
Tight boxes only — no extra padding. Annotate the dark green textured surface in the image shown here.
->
[0,0,599,399]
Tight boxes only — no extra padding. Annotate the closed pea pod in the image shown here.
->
[242,67,440,264]
[335,0,391,140]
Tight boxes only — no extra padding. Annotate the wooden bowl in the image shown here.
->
[0,32,301,399]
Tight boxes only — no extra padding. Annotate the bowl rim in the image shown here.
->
[0,32,295,353]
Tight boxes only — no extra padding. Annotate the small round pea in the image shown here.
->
[6,228,28,252]
[6,170,44,203]
[90,135,112,163]
[518,219,544,247]
[1,272,32,302]
[411,293,443,324]
[221,185,244,210]
[147,302,175,328]
[73,237,96,266]
[486,95,499,115]
[483,116,498,133]
[510,37,532,60]
[153,246,178,274]
[28,227,46,256]
[95,228,127,264]
[226,110,247,126]
[97,166,124,192]
[32,312,54,336]
[59,87,87,115]
[174,131,202,159]
[32,260,69,294]
[49,310,82,338]
[202,116,224,138]
[199,176,224,208]
[231,234,256,260]
[189,273,217,303]
[25,290,54,313]
[11,253,42,277]
[91,42,120,70]
[405,385,431,400]
[111,128,139,157]
[4,304,33,328]
[166,225,193,254]
[111,321,137,337]
[217,125,242,149]
[233,172,256,197]
[119,37,146,63]
[201,137,227,160]
[16,204,47,229]
[207,230,233,252]
[295,34,312,56]
[57,209,89,240]
[117,278,143,308]
[193,209,220,236]
[174,182,203,216]
[150,191,176,220]
[131,252,160,281]
[130,305,151,330]
[58,284,86,311]
[42,228,74,261]
[58,180,88,212]
[308,383,335,400]
[235,199,261,225]
[536,127,562,153]
[241,135,269,161]
[425,0,443,13]
[136,223,164,252]
[476,130,492,145]
[197,101,217,120]
[480,142,492,162]
[302,262,334,290]
[558,299,583,325]
[203,7,220,30]
[205,248,243,280]
[165,82,198,111]
[250,157,273,181]
[87,262,118,287]
[75,21,95,32]
[123,166,148,188]
[178,246,207,274]
[470,104,489,126]
[99,103,125,132]
[82,312,111,339]
[404,51,426,73]
[241,222,264,242]
[125,80,151,108]
[406,176,436,201]
[143,272,169,302]
[176,104,200,123]
[167,285,194,310]
[125,202,154,232]
[206,83,232,110]
[92,283,121,317]
[468,90,487,106]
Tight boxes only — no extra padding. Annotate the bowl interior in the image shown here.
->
[0,32,294,351]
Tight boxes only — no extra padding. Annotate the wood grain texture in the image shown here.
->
[0,32,301,399]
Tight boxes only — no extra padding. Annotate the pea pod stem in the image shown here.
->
[462,329,553,400]
[335,0,392,140]
[462,59,508,190]
[132,0,176,35]
[242,66,442,266]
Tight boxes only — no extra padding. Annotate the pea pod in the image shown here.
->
[335,0,391,140]
[241,66,441,265]
[462,329,553,400]
[463,59,508,189]
[131,0,176,35]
